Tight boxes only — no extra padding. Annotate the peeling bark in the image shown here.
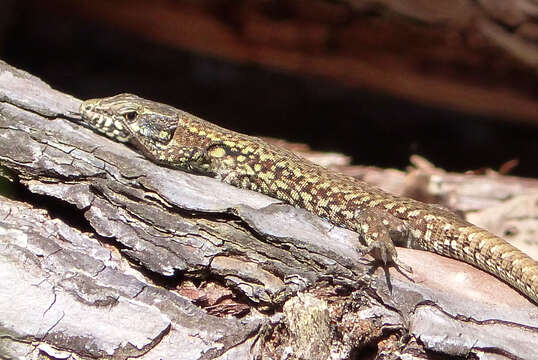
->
[0,60,537,360]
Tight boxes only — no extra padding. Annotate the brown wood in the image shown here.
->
[43,0,538,124]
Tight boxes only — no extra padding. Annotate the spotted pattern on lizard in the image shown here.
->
[80,93,538,304]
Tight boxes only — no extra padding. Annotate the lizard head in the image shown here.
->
[80,93,179,152]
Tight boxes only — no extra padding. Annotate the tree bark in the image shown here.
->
[0,60,537,360]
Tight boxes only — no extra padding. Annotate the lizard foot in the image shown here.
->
[355,208,413,278]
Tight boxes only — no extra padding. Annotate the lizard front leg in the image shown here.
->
[159,145,215,175]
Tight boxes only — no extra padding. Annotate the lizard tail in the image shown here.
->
[423,223,538,304]
[469,227,538,304]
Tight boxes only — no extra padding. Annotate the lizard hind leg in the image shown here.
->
[355,208,413,276]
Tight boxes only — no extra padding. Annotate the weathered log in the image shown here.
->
[0,60,537,360]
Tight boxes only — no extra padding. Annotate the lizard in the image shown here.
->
[80,93,538,305]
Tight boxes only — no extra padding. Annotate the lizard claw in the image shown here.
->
[356,208,414,280]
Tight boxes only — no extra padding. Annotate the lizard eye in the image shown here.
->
[124,111,138,122]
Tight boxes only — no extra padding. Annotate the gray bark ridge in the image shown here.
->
[0,60,537,360]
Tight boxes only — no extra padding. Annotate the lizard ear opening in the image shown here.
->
[162,126,177,144]
[149,124,177,145]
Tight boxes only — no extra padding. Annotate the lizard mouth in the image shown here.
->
[80,99,132,143]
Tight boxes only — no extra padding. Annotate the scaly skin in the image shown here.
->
[80,93,538,304]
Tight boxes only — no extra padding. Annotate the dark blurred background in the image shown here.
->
[1,0,537,177]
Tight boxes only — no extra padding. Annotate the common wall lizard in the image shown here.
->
[80,94,538,304]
